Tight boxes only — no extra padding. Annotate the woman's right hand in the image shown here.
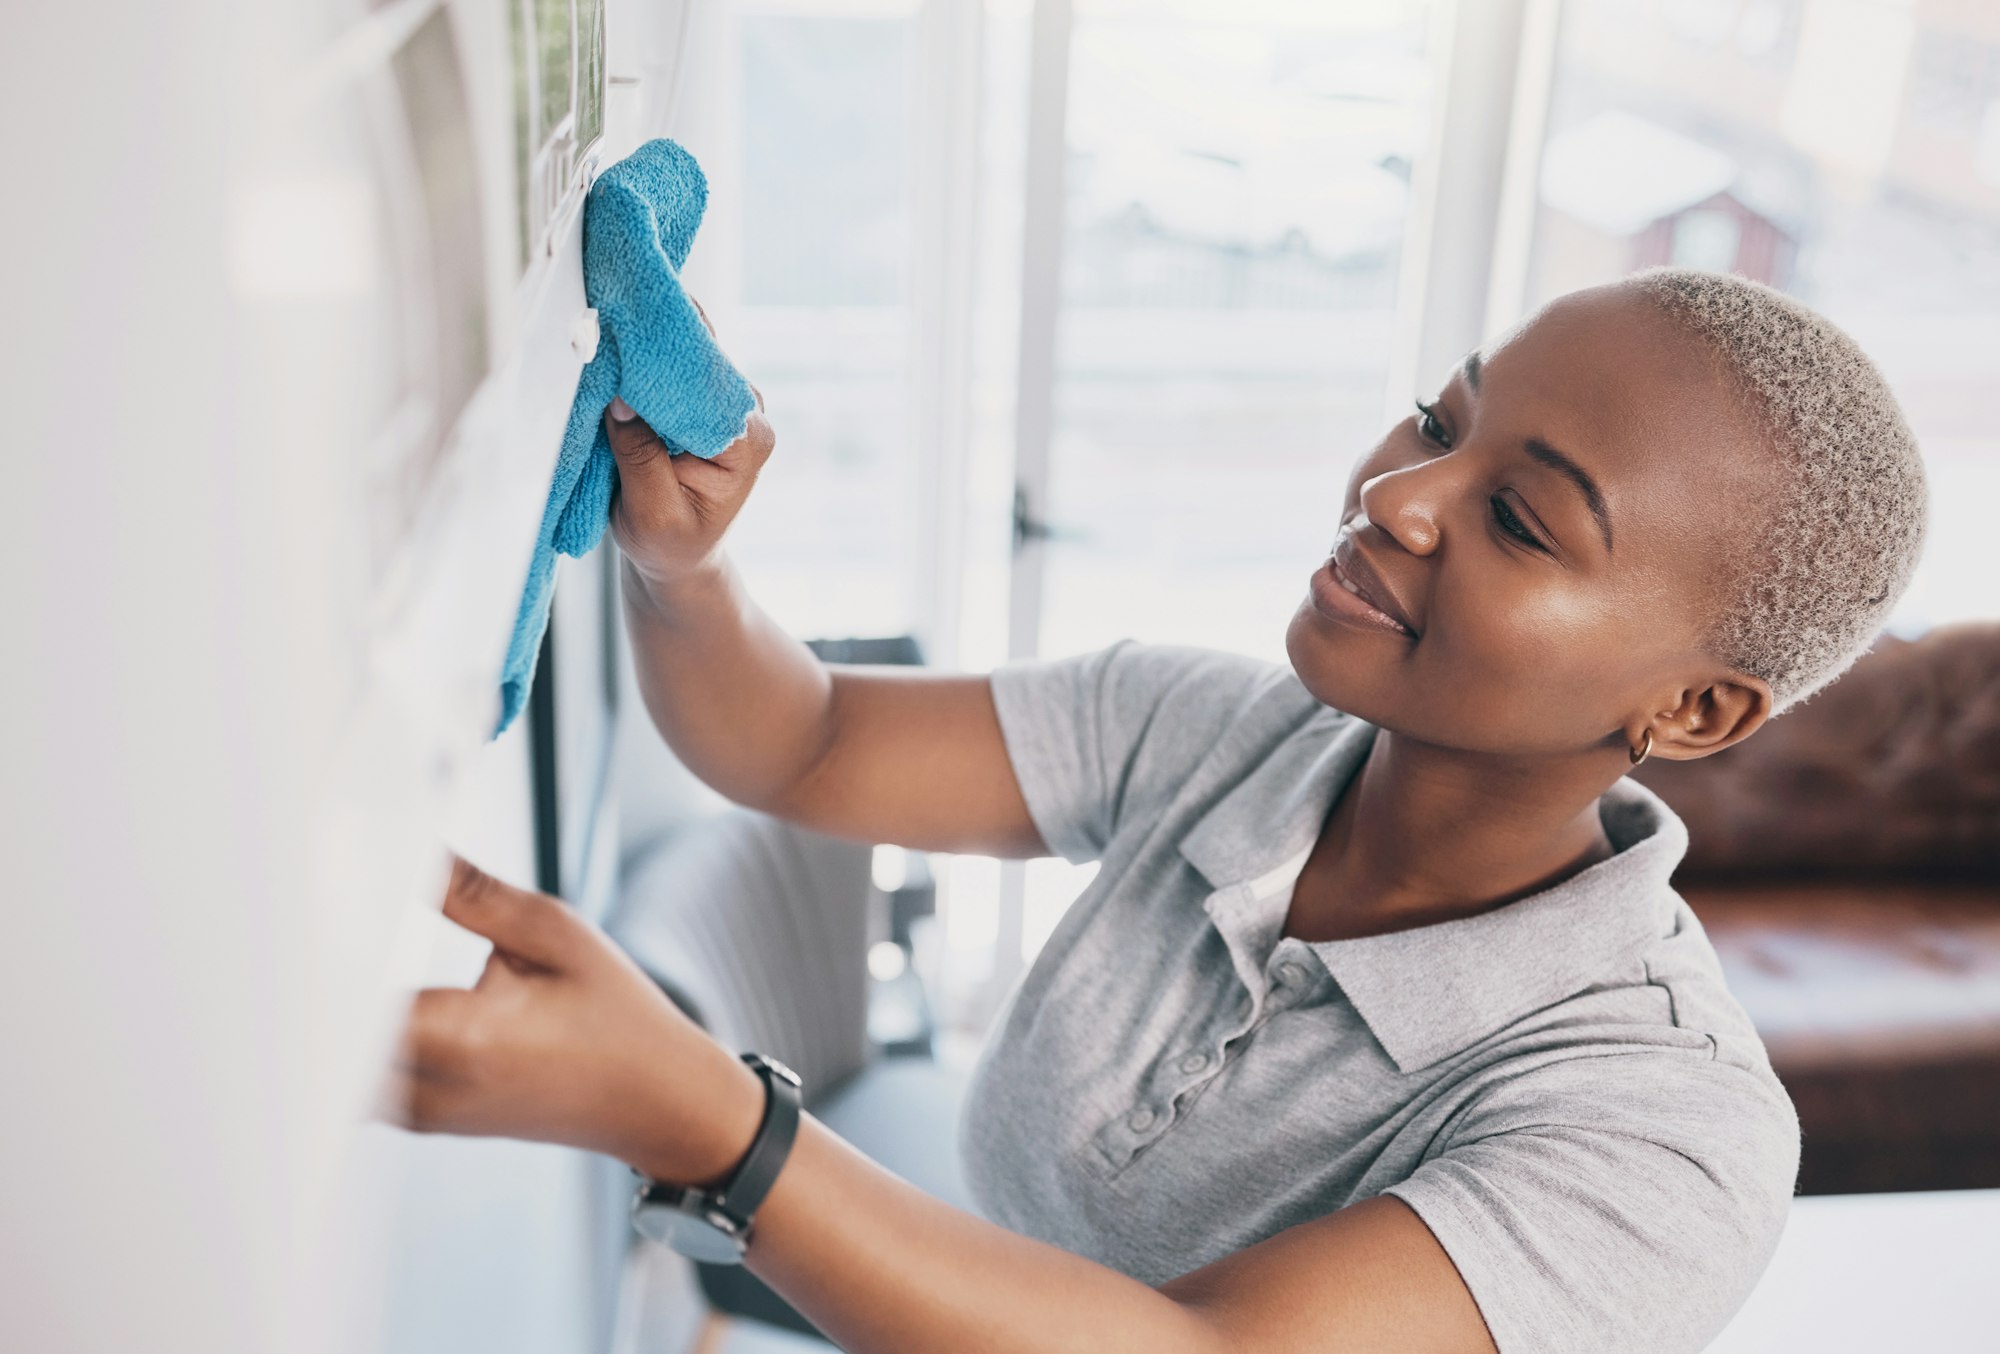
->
[604,301,775,589]
[605,301,1043,862]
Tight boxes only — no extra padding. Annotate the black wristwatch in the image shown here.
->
[630,1051,803,1264]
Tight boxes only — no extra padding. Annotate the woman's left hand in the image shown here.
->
[386,857,764,1188]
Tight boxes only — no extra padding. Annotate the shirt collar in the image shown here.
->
[1181,703,1689,1076]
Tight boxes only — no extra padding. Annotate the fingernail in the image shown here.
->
[608,396,637,423]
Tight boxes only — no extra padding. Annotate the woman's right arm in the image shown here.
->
[604,356,1046,860]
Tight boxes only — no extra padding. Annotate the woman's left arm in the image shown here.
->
[390,859,1496,1354]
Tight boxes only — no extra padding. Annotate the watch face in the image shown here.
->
[632,1194,749,1264]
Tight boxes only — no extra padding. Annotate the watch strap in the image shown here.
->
[710,1051,802,1226]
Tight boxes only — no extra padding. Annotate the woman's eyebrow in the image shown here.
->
[1461,349,1482,393]
[1523,438,1614,554]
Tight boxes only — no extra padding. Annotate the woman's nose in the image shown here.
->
[1357,463,1444,557]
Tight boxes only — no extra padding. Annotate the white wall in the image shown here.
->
[6,4,386,1349]
[0,2,708,1350]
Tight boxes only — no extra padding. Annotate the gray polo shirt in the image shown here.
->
[958,640,1801,1354]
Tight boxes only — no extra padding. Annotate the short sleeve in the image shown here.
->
[1381,1052,1802,1354]
[987,640,1263,864]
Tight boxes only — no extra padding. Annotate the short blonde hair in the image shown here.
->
[1622,265,1929,713]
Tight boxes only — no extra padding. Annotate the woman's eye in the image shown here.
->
[1412,399,1451,449]
[1491,495,1544,550]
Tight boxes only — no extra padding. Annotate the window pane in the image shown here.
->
[1038,0,1436,663]
[536,0,573,140]
[1524,0,2000,628]
[724,7,921,642]
[577,0,604,150]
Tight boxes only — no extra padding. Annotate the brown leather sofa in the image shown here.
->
[1635,620,2000,1195]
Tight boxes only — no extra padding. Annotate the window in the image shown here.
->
[1033,0,1437,665]
[707,2,927,644]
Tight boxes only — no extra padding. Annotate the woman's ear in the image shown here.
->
[1640,672,1774,762]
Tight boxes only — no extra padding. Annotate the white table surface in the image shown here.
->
[1704,1188,2000,1352]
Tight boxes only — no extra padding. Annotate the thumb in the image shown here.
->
[389,987,483,1133]
[603,398,688,526]
[440,856,578,970]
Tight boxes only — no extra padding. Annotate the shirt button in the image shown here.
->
[1179,1051,1210,1073]
[1128,1106,1157,1132]
[1276,961,1306,986]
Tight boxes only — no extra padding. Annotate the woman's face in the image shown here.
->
[1285,282,1778,758]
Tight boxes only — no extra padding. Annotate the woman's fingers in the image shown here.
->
[604,400,689,534]
[384,987,483,1132]
[396,987,477,1070]
[441,856,578,970]
[605,399,773,476]
[599,294,772,580]
[670,410,775,496]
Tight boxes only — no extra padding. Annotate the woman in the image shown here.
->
[391,266,1928,1353]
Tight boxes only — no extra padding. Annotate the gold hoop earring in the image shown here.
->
[1629,728,1652,767]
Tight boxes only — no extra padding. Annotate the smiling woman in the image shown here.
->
[1285,267,1926,768]
[395,266,1925,1354]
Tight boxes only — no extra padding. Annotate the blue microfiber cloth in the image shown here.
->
[496,138,758,735]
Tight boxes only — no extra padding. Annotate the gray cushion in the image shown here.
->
[609,810,874,1096]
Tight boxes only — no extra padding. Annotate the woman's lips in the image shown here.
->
[1309,556,1417,637]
